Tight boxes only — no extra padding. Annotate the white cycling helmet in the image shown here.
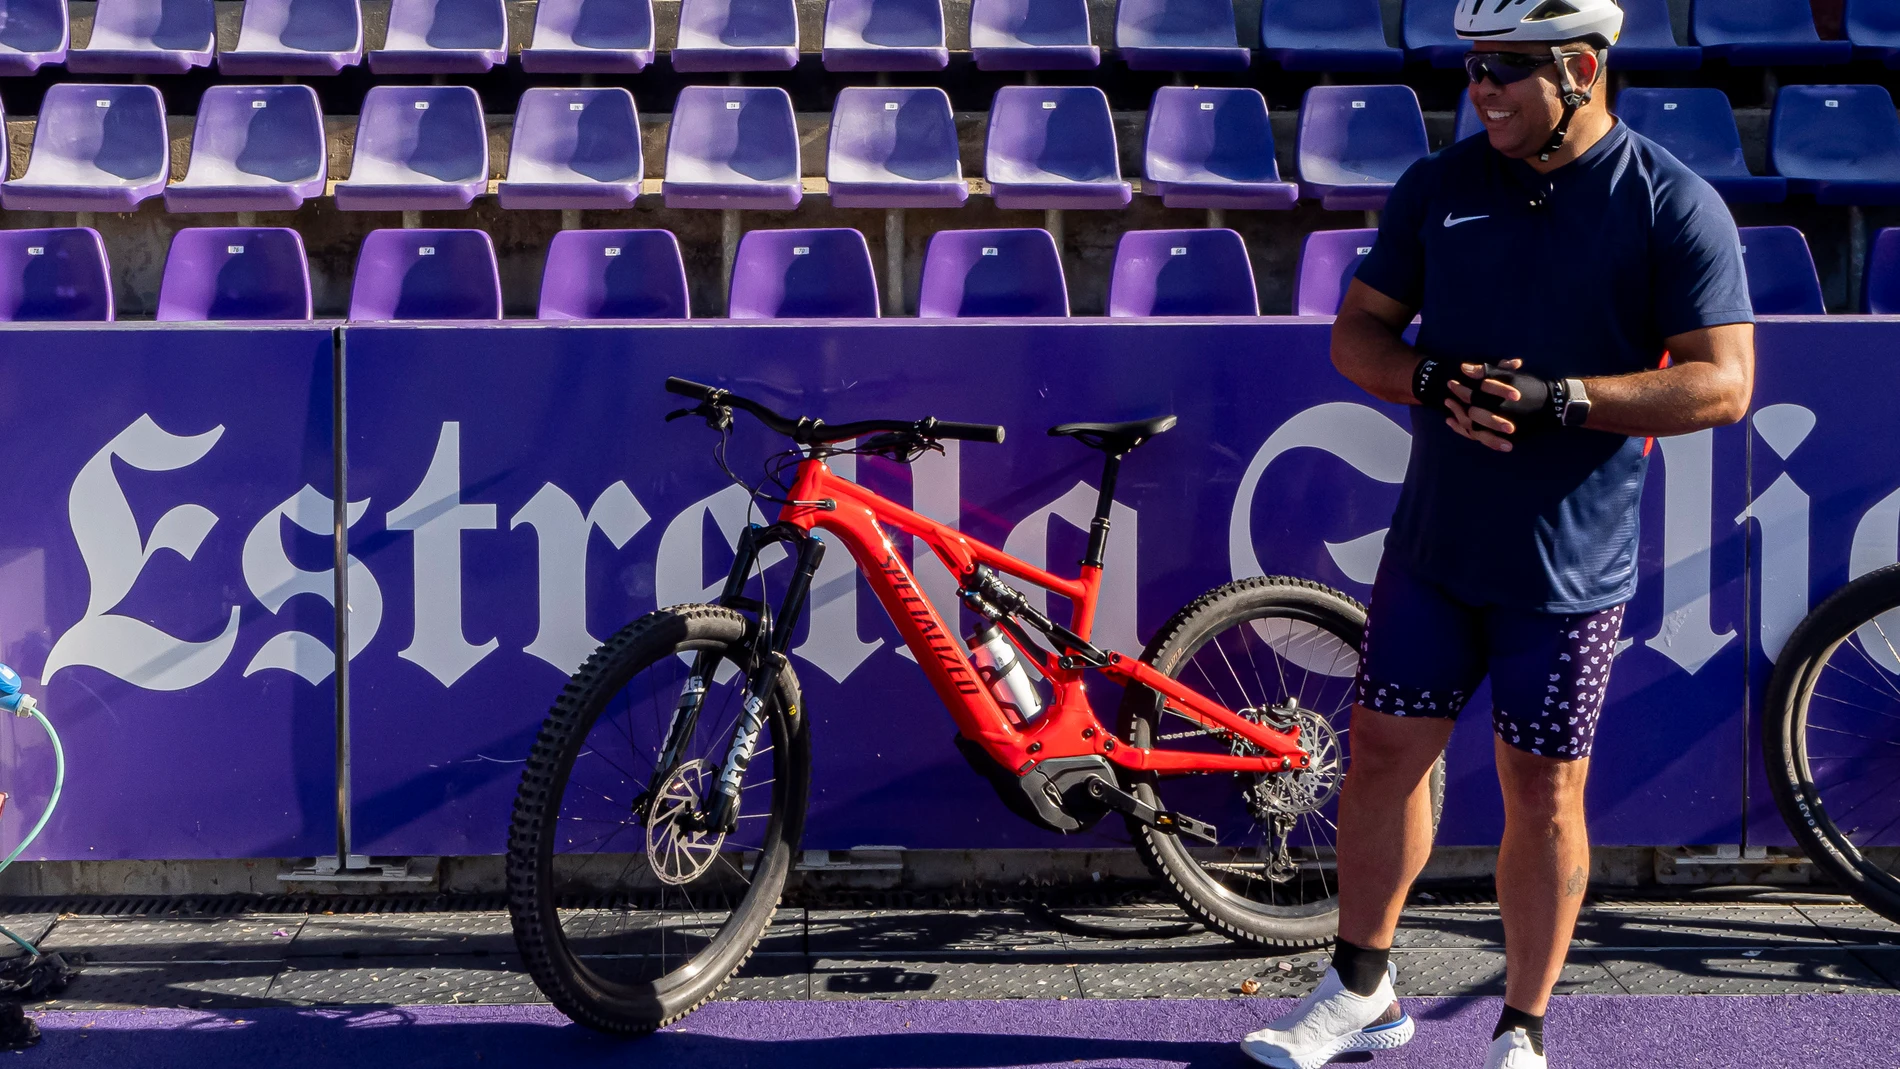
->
[1456,0,1624,50]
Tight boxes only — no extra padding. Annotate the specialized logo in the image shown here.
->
[1443,213,1489,228]
[880,551,982,696]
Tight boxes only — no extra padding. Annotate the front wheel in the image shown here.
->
[1119,576,1446,948]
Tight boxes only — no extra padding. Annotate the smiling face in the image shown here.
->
[1468,40,1603,160]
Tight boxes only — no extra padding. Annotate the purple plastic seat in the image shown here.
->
[1693,0,1852,66]
[522,0,655,72]
[1293,228,1377,316]
[538,230,688,319]
[1400,0,1467,69]
[0,0,69,74]
[985,86,1131,210]
[164,85,327,213]
[156,228,312,321]
[1617,89,1786,204]
[335,86,490,212]
[662,86,802,210]
[349,229,502,321]
[1616,0,1702,70]
[369,0,508,73]
[826,87,966,209]
[1849,0,1900,68]
[969,0,1098,70]
[219,0,365,74]
[0,229,113,322]
[1143,87,1297,210]
[1115,0,1248,71]
[1,84,168,212]
[728,228,879,319]
[1738,226,1824,315]
[1864,227,1900,313]
[918,228,1067,318]
[1260,0,1402,72]
[67,0,213,73]
[499,88,643,210]
[672,0,799,71]
[1770,86,1900,206]
[1107,229,1256,317]
[1296,85,1428,212]
[823,0,947,70]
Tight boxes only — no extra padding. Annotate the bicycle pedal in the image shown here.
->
[1151,810,1218,844]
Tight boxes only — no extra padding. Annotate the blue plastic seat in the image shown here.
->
[728,229,880,319]
[67,0,214,73]
[498,88,644,210]
[349,229,502,321]
[1114,0,1249,72]
[369,0,508,72]
[1400,0,1466,69]
[157,227,312,321]
[0,228,113,322]
[219,0,364,74]
[1770,85,1900,206]
[826,88,967,209]
[0,0,69,74]
[1737,226,1824,315]
[663,86,803,210]
[522,0,655,72]
[1296,85,1428,212]
[166,85,328,213]
[823,0,948,70]
[538,230,689,319]
[672,0,799,71]
[985,86,1131,210]
[1455,94,1483,142]
[1847,0,1900,68]
[1617,89,1786,204]
[1107,229,1256,317]
[1293,228,1377,316]
[1259,0,1401,72]
[918,228,1068,318]
[1616,0,1701,70]
[1,84,169,212]
[334,85,490,211]
[1865,227,1900,313]
[1142,87,1297,210]
[969,0,1098,70]
[1692,0,1851,66]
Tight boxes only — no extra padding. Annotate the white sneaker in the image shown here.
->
[1239,963,1414,1069]
[1483,1028,1546,1069]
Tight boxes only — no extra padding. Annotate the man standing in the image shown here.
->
[1242,1,1755,1067]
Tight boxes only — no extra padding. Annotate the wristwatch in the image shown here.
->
[1558,377,1592,429]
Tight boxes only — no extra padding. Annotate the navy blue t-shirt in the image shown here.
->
[1356,121,1754,613]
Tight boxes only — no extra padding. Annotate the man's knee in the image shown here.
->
[1348,704,1450,783]
[1498,750,1589,828]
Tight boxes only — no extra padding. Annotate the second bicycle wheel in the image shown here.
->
[1119,576,1445,948]
[507,605,809,1033]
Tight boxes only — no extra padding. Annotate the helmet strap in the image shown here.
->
[1539,46,1593,161]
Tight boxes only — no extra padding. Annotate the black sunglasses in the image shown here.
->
[1463,50,1562,86]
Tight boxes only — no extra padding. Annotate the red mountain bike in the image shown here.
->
[507,378,1444,1033]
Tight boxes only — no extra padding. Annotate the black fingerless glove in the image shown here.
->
[1411,357,1469,410]
[1464,363,1564,435]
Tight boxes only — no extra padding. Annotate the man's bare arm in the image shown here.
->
[1579,322,1754,437]
[1331,279,1424,406]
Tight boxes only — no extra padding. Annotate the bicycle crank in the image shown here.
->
[1082,776,1219,845]
[644,759,727,886]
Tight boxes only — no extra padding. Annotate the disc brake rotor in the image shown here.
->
[1228,703,1346,884]
[645,759,727,886]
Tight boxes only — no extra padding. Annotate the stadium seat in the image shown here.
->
[918,228,1068,317]
[156,228,313,321]
[522,0,655,72]
[538,229,689,319]
[498,88,644,210]
[369,0,507,73]
[1114,0,1249,72]
[0,0,69,75]
[1401,0,1467,69]
[672,0,799,71]
[0,229,113,322]
[1455,94,1483,142]
[349,229,502,321]
[1142,87,1298,210]
[1769,85,1900,206]
[968,0,1098,70]
[219,0,364,74]
[1293,228,1377,316]
[67,0,213,73]
[1296,85,1428,212]
[164,85,328,213]
[823,0,948,70]
[1847,0,1900,67]
[985,86,1132,210]
[728,229,880,319]
[1864,227,1900,313]
[1691,0,1851,66]
[1107,229,1257,317]
[1259,0,1402,72]
[1615,0,1702,70]
[334,86,489,212]
[826,88,967,209]
[662,86,802,210]
[1737,226,1824,315]
[1,84,168,212]
[1616,89,1787,203]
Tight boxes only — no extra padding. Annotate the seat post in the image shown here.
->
[1084,452,1123,569]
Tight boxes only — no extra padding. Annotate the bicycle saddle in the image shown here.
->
[1048,415,1178,455]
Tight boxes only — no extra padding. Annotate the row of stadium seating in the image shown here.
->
[0,221,1875,322]
[6,80,1899,215]
[0,0,1894,76]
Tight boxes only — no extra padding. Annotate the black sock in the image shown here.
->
[1494,1005,1545,1057]
[1330,938,1390,998]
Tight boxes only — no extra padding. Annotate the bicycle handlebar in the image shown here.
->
[665,377,1006,445]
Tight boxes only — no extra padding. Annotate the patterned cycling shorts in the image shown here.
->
[1352,558,1627,761]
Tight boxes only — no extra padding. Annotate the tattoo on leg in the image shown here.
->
[1563,866,1587,897]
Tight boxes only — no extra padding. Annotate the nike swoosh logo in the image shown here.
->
[1443,213,1489,228]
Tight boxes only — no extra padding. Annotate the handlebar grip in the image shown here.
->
[665,377,720,401]
[932,420,1007,445]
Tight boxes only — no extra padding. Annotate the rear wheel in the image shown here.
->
[1120,577,1446,948]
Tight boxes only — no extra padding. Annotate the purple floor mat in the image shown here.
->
[28,995,1900,1068]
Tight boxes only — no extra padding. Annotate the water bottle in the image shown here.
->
[967,624,1044,724]
[0,665,35,716]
